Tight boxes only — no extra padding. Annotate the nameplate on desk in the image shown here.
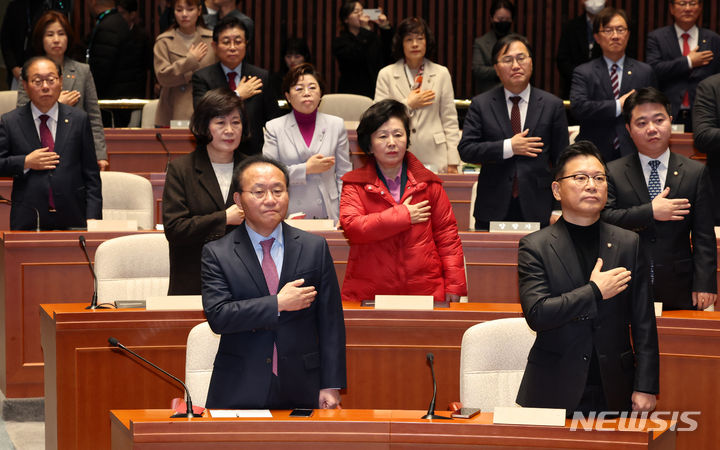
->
[145,295,202,311]
[170,120,190,129]
[209,409,273,418]
[87,219,138,231]
[374,295,434,311]
[492,406,565,427]
[489,221,539,234]
[284,219,336,231]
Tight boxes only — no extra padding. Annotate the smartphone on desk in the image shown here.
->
[289,408,314,417]
[451,408,481,419]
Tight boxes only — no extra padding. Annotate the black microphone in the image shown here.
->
[79,235,109,309]
[155,132,171,172]
[422,352,451,420]
[108,337,196,418]
[0,194,40,231]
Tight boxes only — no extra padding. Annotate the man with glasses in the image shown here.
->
[646,0,720,133]
[459,34,568,230]
[0,56,101,230]
[192,16,280,155]
[517,140,659,417]
[570,7,656,163]
[603,87,716,311]
[201,155,346,409]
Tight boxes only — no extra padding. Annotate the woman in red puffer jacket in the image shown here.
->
[340,99,467,302]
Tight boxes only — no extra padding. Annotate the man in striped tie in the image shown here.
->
[570,7,656,163]
[602,87,717,310]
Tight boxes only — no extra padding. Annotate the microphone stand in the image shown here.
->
[0,195,40,231]
[155,132,171,172]
[79,235,109,309]
[422,353,451,420]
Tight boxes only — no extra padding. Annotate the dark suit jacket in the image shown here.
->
[192,62,281,155]
[556,14,602,99]
[570,57,657,162]
[516,219,659,413]
[201,222,347,409]
[646,25,720,119]
[0,103,101,230]
[602,152,717,309]
[88,9,136,99]
[332,28,393,98]
[693,73,720,224]
[458,86,569,227]
[162,144,247,295]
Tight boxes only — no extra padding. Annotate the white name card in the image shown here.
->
[489,221,540,234]
[374,295,434,311]
[146,295,202,311]
[86,219,138,231]
[492,406,566,427]
[284,219,336,231]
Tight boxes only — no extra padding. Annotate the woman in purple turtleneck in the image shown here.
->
[262,63,352,221]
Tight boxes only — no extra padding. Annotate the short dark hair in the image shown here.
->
[554,141,607,180]
[339,0,359,30]
[21,56,62,81]
[392,17,436,61]
[232,155,290,193]
[190,88,248,147]
[622,87,672,125]
[281,63,325,96]
[592,7,628,34]
[282,37,312,64]
[31,11,75,57]
[356,99,411,154]
[490,0,516,19]
[213,15,249,42]
[491,33,532,64]
[116,0,138,12]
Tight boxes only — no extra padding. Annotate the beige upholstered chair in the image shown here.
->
[317,93,373,122]
[100,171,154,229]
[95,233,170,302]
[140,99,159,128]
[185,321,221,407]
[459,317,536,410]
[0,90,18,116]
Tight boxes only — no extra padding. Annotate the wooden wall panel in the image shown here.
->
[69,1,719,100]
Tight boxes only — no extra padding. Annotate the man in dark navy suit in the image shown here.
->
[201,155,346,409]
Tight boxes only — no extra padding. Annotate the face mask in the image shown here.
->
[492,21,512,37]
[584,0,606,15]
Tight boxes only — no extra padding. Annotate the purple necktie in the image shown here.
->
[510,96,521,198]
[260,238,279,375]
[610,64,621,154]
[39,114,55,210]
[227,71,237,91]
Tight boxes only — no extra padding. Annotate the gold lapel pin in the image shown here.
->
[607,242,612,248]
[628,71,632,75]
[674,171,678,176]
[64,119,69,123]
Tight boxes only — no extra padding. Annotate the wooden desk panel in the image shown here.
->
[105,129,194,173]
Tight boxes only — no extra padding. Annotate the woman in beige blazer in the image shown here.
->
[375,17,461,173]
[154,0,216,127]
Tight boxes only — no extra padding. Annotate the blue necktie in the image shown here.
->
[648,160,662,199]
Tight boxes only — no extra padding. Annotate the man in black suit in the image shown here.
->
[459,34,569,230]
[693,73,720,225]
[570,8,656,163]
[201,155,346,409]
[517,141,659,416]
[0,56,101,230]
[192,16,280,155]
[646,0,720,132]
[603,87,716,310]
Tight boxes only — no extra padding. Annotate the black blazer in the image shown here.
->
[0,103,101,230]
[516,219,659,413]
[332,28,393,98]
[191,62,281,155]
[646,26,720,119]
[556,14,602,99]
[693,73,720,224]
[162,144,246,295]
[602,152,717,309]
[458,86,569,227]
[201,222,347,409]
[570,57,657,162]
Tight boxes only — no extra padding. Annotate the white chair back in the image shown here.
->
[100,171,155,229]
[469,181,478,230]
[317,94,373,122]
[460,317,536,410]
[95,233,169,302]
[185,322,221,408]
[0,90,18,116]
[141,99,159,128]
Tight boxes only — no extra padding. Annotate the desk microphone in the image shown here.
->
[78,235,108,309]
[155,132,171,172]
[0,194,40,231]
[108,337,196,418]
[422,353,451,420]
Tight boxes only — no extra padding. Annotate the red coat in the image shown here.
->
[339,152,467,302]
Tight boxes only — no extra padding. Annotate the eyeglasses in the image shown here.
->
[243,187,287,200]
[29,75,59,87]
[598,26,628,36]
[556,173,607,186]
[674,1,699,7]
[497,54,530,65]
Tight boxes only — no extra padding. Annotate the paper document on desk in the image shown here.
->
[208,409,273,418]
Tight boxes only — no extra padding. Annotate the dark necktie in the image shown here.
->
[39,114,56,210]
[610,64,621,154]
[510,96,521,198]
[647,159,662,289]
[227,71,237,91]
[260,238,278,376]
[681,33,691,108]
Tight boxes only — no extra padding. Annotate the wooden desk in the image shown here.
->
[110,409,676,449]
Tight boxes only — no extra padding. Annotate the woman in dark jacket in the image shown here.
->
[162,88,248,294]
